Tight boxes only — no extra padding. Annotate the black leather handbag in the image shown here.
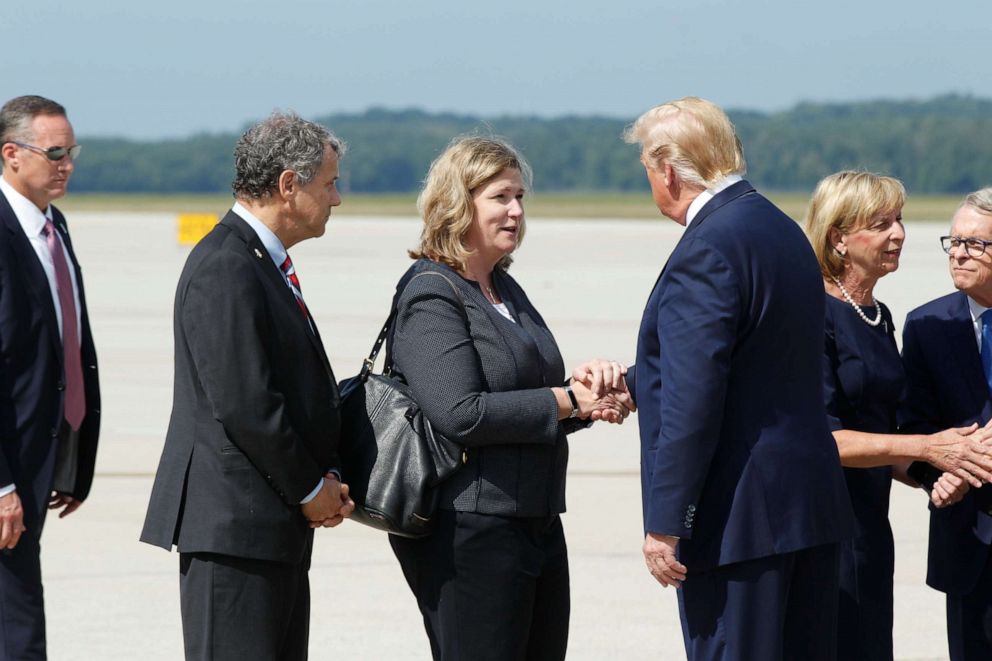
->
[338,271,466,538]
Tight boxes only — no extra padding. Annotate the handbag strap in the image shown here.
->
[359,269,466,381]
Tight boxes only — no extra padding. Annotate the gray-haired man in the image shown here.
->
[141,112,354,660]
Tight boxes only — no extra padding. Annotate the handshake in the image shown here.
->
[562,359,637,425]
[918,419,992,508]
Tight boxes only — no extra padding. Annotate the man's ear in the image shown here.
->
[277,169,297,200]
[663,163,678,192]
[1,143,19,170]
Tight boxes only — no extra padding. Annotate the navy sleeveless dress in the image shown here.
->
[822,295,904,661]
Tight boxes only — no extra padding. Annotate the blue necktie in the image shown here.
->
[981,309,992,393]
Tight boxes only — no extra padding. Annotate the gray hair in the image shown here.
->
[963,187,992,216]
[0,95,68,160]
[232,111,346,200]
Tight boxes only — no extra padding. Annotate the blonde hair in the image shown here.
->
[411,136,532,272]
[623,96,746,188]
[804,170,906,279]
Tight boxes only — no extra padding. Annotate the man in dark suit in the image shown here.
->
[623,97,854,660]
[901,188,992,661]
[0,95,100,660]
[140,112,354,661]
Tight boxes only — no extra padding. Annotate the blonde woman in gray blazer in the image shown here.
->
[387,136,632,661]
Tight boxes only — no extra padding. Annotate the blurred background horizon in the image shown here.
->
[5,1,992,196]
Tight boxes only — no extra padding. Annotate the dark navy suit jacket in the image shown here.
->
[630,180,854,572]
[900,291,992,596]
[0,190,101,531]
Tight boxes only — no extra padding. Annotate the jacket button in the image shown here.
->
[57,381,65,391]
[50,427,58,437]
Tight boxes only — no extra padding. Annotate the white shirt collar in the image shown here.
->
[968,295,991,351]
[685,175,744,227]
[232,201,287,269]
[0,177,53,236]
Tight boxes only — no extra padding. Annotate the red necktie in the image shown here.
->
[280,255,309,319]
[44,220,86,430]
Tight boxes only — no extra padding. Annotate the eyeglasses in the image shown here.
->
[941,235,992,258]
[9,141,81,162]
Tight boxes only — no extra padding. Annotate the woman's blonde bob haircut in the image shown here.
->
[410,136,533,272]
[804,170,906,279]
[623,96,746,189]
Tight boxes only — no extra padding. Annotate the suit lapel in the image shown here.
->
[221,212,335,378]
[945,292,991,413]
[0,191,63,361]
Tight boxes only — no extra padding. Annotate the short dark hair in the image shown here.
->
[232,111,345,200]
[0,95,67,146]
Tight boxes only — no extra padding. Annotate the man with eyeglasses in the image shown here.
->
[0,95,100,660]
[901,187,992,661]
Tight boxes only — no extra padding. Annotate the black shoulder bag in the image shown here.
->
[338,271,466,538]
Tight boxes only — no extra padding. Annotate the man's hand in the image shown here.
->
[48,492,82,518]
[301,474,355,528]
[643,532,687,588]
[0,490,26,549]
[932,471,970,508]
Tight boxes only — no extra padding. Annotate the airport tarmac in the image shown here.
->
[40,211,956,659]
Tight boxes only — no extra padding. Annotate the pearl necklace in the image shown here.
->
[831,276,882,327]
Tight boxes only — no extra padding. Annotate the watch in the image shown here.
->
[563,385,580,419]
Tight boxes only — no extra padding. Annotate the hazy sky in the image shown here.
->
[5,0,989,139]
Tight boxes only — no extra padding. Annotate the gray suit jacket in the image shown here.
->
[389,258,583,517]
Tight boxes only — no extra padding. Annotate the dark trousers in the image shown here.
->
[946,548,992,661]
[179,552,310,661]
[390,510,570,661]
[0,530,46,661]
[678,543,840,661]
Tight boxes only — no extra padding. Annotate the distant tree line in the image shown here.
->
[69,95,992,194]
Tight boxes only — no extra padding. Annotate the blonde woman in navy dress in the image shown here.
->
[805,171,992,660]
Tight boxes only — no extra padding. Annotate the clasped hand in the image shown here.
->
[927,419,992,508]
[570,359,636,424]
[301,473,356,528]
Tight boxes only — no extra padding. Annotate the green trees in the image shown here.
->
[69,95,992,194]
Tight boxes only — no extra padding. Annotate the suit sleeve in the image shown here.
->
[899,316,942,435]
[645,238,741,537]
[392,277,561,447]
[181,250,323,505]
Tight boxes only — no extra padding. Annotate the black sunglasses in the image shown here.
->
[10,141,81,161]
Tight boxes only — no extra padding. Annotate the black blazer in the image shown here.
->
[0,191,100,529]
[140,211,341,564]
[900,291,992,596]
[389,258,583,517]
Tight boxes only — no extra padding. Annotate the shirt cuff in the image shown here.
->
[299,479,324,504]
[0,484,15,498]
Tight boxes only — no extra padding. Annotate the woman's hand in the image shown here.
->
[924,424,992,488]
[572,359,627,399]
[931,471,970,508]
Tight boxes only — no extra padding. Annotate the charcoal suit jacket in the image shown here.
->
[140,210,341,564]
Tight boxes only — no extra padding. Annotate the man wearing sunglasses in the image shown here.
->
[0,95,100,660]
[901,188,992,660]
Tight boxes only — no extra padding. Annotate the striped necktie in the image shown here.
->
[43,220,86,430]
[280,255,309,319]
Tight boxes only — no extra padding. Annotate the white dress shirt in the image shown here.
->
[230,203,325,505]
[685,174,744,228]
[968,296,990,351]
[0,178,84,498]
[0,177,82,342]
